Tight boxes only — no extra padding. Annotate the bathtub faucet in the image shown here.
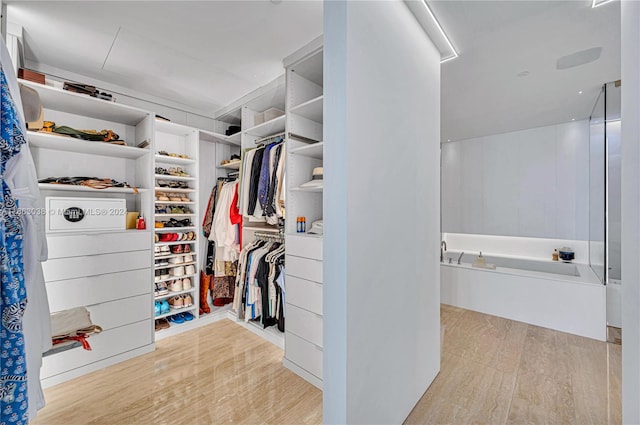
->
[440,241,447,262]
[457,252,464,265]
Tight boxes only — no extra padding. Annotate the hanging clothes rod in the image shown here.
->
[255,132,286,145]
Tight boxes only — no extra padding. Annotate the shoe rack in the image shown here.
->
[153,120,200,331]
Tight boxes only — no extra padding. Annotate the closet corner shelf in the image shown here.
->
[38,183,146,194]
[244,115,286,138]
[291,186,323,193]
[18,79,149,126]
[217,162,241,170]
[290,142,323,159]
[290,95,323,123]
[199,130,241,147]
[154,154,196,165]
[154,174,196,182]
[28,131,150,159]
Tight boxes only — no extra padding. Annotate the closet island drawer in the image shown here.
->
[43,250,150,282]
[287,276,323,315]
[286,255,322,283]
[50,294,152,331]
[286,234,323,260]
[46,268,151,311]
[286,332,322,379]
[41,319,152,379]
[286,304,323,347]
[47,231,150,259]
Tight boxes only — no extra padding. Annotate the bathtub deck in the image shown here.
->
[405,305,621,425]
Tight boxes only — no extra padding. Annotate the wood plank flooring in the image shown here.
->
[33,307,621,425]
[405,304,622,425]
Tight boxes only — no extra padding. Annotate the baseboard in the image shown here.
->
[154,306,231,341]
[282,358,322,389]
[41,344,155,388]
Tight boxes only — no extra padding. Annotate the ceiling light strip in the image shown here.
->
[421,0,459,63]
[592,0,616,8]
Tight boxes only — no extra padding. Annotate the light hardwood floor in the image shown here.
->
[33,307,620,425]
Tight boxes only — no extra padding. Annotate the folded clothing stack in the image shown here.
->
[48,307,102,353]
[38,177,137,192]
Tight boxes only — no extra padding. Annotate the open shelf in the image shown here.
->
[28,131,150,159]
[154,288,197,301]
[290,95,323,123]
[155,240,197,247]
[155,305,197,320]
[155,201,195,205]
[286,232,323,239]
[154,154,195,165]
[227,132,242,144]
[153,253,196,268]
[244,115,286,138]
[38,183,145,194]
[155,214,195,218]
[154,187,195,193]
[154,226,196,232]
[217,162,241,170]
[156,273,197,284]
[155,252,197,260]
[290,142,323,159]
[155,120,196,137]
[154,174,195,182]
[199,129,241,146]
[19,79,150,126]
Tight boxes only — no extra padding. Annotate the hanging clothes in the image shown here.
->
[233,239,285,330]
[0,66,30,425]
[239,139,286,223]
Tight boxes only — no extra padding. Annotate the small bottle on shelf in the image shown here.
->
[301,216,306,233]
[136,213,146,230]
[552,249,559,261]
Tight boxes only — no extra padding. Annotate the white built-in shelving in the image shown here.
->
[29,131,150,159]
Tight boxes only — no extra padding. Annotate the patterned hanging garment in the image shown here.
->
[0,69,29,425]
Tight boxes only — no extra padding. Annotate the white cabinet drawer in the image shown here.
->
[41,319,152,379]
[286,234,323,260]
[47,268,151,311]
[286,332,322,379]
[287,276,322,315]
[46,197,126,233]
[286,255,322,283]
[85,294,152,331]
[286,303,323,347]
[43,250,150,282]
[47,231,150,259]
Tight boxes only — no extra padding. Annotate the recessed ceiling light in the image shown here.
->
[572,118,576,121]
[592,0,616,8]
[578,90,583,94]
[447,139,451,142]
[516,70,530,77]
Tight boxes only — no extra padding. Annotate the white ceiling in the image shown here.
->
[7,1,323,115]
[432,0,621,142]
[8,1,620,138]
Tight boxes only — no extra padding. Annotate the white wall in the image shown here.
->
[324,1,440,423]
[442,120,590,241]
[621,1,640,423]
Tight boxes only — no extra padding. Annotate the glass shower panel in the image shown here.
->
[589,87,606,283]
[606,81,622,281]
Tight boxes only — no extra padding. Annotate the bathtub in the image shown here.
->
[441,251,606,341]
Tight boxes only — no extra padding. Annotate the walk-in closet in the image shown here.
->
[2,1,444,424]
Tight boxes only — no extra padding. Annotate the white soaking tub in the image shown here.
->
[441,251,606,340]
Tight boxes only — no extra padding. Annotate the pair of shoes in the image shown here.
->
[169,167,190,177]
[155,318,170,331]
[156,192,190,202]
[170,244,192,254]
[171,206,192,214]
[168,278,192,292]
[169,254,194,265]
[163,218,193,228]
[155,245,171,256]
[170,265,194,276]
[155,281,169,296]
[166,312,194,325]
[168,294,193,309]
[155,259,169,267]
[155,221,164,228]
[157,269,169,280]
[155,300,170,316]
[157,180,190,189]
[155,167,170,175]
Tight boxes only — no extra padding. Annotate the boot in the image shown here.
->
[199,271,211,315]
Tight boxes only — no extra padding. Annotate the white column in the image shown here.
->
[621,1,640,423]
[324,1,441,423]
